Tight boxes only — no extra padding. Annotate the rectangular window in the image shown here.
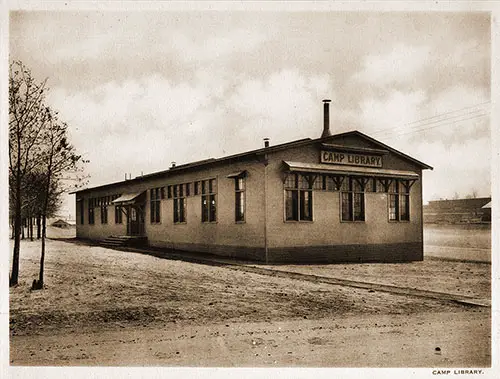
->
[173,184,186,223]
[186,183,191,197]
[389,193,398,221]
[284,173,313,221]
[194,181,200,196]
[167,186,172,199]
[235,177,245,222]
[201,179,217,222]
[100,205,108,224]
[115,205,122,224]
[389,180,410,221]
[341,177,365,222]
[150,188,161,223]
[88,198,95,225]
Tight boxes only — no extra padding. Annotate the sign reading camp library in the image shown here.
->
[320,150,383,168]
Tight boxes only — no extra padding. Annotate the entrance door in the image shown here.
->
[127,206,145,236]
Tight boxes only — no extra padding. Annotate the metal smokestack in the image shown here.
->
[263,138,270,148]
[321,99,332,138]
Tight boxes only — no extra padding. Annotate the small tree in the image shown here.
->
[31,112,87,290]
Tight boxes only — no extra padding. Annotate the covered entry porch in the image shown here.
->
[103,191,148,248]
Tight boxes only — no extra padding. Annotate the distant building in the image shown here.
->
[73,100,432,263]
[423,197,491,224]
[51,219,74,228]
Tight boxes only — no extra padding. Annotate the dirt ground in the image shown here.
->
[8,234,491,368]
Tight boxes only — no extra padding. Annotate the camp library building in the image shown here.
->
[74,103,432,263]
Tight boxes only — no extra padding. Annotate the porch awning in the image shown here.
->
[226,170,248,179]
[283,161,419,180]
[111,191,145,206]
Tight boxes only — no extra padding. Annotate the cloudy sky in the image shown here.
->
[9,8,491,218]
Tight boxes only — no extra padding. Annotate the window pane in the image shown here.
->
[400,194,409,221]
[202,181,207,195]
[186,183,190,197]
[285,190,299,221]
[177,198,184,223]
[236,178,244,191]
[209,194,216,221]
[202,196,208,222]
[353,193,365,221]
[298,175,311,189]
[235,191,245,222]
[300,190,313,221]
[388,180,397,193]
[389,194,398,221]
[341,192,352,221]
[284,174,296,189]
[352,178,363,192]
[194,182,199,195]
[340,178,349,191]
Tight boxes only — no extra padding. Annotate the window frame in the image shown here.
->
[173,184,187,224]
[115,204,123,224]
[100,204,108,224]
[150,187,162,224]
[340,177,366,222]
[88,198,95,225]
[201,178,217,223]
[283,173,314,222]
[388,179,411,222]
[234,176,246,223]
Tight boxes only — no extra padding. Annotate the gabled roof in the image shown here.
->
[72,130,432,194]
[322,131,433,170]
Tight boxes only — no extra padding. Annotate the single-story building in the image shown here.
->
[51,219,75,228]
[423,197,491,224]
[73,100,432,263]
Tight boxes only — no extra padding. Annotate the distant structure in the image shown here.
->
[423,197,491,224]
[51,219,74,228]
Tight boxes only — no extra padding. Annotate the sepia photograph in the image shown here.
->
[1,1,498,378]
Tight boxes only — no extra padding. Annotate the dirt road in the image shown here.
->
[11,309,490,367]
[9,238,492,368]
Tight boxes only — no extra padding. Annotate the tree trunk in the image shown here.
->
[21,218,25,240]
[30,217,34,241]
[37,215,41,239]
[35,153,53,290]
[38,214,47,287]
[10,158,22,286]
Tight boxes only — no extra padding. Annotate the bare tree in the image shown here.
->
[31,112,87,290]
[9,61,50,287]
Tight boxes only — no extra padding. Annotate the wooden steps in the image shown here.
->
[101,236,148,248]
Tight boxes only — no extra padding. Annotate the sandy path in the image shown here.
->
[11,310,490,367]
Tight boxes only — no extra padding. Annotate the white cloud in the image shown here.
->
[354,44,431,87]
[227,69,333,144]
[358,90,427,133]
